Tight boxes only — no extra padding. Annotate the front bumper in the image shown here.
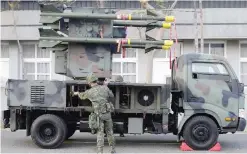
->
[237,117,246,131]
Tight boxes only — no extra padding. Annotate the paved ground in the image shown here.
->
[1,129,247,153]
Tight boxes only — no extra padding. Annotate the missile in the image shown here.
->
[113,20,171,29]
[122,44,172,50]
[39,4,174,30]
[39,36,173,46]
[122,44,172,53]
[41,12,175,22]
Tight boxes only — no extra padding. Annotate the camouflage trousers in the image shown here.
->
[97,118,116,154]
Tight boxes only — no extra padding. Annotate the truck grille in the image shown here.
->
[31,86,45,104]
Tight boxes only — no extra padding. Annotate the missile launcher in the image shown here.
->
[38,3,175,79]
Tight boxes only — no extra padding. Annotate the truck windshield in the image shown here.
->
[192,62,229,75]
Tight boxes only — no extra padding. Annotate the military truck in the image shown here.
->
[2,3,247,151]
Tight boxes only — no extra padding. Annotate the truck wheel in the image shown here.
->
[66,124,77,140]
[30,114,67,149]
[182,116,219,150]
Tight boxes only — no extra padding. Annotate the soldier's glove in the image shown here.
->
[104,78,109,86]
[91,129,97,134]
[71,91,79,96]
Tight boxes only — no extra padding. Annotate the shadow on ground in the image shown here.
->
[1,130,247,153]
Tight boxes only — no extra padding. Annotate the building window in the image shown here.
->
[0,42,10,87]
[22,43,51,80]
[240,43,247,86]
[112,48,138,83]
[199,43,225,57]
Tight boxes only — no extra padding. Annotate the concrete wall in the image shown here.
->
[159,8,247,40]
[8,42,20,79]
[1,88,7,110]
[226,40,240,79]
[2,8,247,40]
[1,11,41,41]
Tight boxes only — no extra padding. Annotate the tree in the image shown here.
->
[7,0,22,79]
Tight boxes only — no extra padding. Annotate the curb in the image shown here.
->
[233,131,247,134]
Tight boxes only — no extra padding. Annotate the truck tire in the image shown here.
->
[182,116,219,150]
[66,124,77,140]
[30,114,67,149]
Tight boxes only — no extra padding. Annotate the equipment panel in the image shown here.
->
[7,79,66,108]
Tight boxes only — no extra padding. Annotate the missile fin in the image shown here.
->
[145,44,156,53]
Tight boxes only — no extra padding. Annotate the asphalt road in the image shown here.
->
[1,129,247,153]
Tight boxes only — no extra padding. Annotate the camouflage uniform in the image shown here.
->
[75,74,116,154]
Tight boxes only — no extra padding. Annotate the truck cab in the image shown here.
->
[169,53,246,150]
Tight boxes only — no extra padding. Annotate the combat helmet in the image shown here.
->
[86,73,98,83]
[115,75,124,82]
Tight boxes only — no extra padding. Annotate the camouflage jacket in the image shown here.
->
[78,85,115,115]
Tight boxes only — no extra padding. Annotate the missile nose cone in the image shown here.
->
[165,16,175,22]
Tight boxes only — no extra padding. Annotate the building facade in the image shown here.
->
[1,1,247,120]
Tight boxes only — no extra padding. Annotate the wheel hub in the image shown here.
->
[39,123,57,142]
[44,128,52,136]
[192,125,209,141]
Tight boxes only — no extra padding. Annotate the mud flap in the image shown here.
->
[2,110,10,128]
[10,109,17,131]
[237,117,246,131]
[26,111,31,136]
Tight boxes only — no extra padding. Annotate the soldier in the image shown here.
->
[72,73,116,154]
[97,78,105,85]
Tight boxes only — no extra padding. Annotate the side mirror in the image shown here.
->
[239,83,245,93]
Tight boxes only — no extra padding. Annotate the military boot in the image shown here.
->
[97,148,103,154]
[110,146,116,154]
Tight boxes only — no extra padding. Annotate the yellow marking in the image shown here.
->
[128,14,132,20]
[127,39,131,45]
[164,40,174,46]
[225,117,232,121]
[162,22,171,29]
[162,45,171,50]
[165,16,175,22]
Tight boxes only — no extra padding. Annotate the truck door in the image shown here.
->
[187,60,242,129]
